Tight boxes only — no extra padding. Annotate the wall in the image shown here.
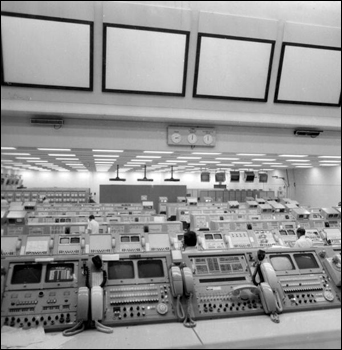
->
[18,168,292,203]
[291,166,341,207]
[1,1,341,131]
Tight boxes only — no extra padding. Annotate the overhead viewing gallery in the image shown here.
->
[1,1,341,349]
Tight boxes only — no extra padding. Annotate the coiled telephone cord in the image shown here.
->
[183,293,196,328]
[95,320,114,334]
[62,321,85,337]
[176,295,186,320]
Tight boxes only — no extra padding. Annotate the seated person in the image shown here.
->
[294,227,313,249]
[182,231,198,251]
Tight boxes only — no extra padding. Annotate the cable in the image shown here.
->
[95,320,114,334]
[183,293,196,328]
[100,270,107,288]
[62,321,85,337]
[176,295,185,321]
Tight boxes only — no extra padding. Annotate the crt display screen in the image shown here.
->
[11,264,42,284]
[270,255,295,271]
[138,260,164,279]
[46,263,74,282]
[294,254,319,269]
[108,261,134,280]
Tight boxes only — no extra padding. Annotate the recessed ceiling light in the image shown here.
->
[93,155,119,158]
[320,164,340,167]
[252,159,277,162]
[271,165,288,168]
[137,156,162,159]
[216,158,240,161]
[177,157,202,160]
[244,165,262,167]
[319,160,341,163]
[232,162,253,165]
[16,157,41,160]
[237,154,266,157]
[131,159,153,162]
[144,151,174,154]
[49,154,77,157]
[318,156,341,159]
[200,161,221,164]
[56,158,80,160]
[93,149,123,152]
[167,160,187,163]
[192,152,222,155]
[38,148,71,151]
[286,160,311,162]
[279,155,308,158]
[1,147,16,150]
[2,153,31,156]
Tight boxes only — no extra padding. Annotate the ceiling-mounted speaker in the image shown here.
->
[244,171,255,182]
[259,173,268,183]
[230,171,240,182]
[215,172,226,182]
[201,172,210,182]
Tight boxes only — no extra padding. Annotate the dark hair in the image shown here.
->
[89,215,95,220]
[184,231,197,247]
[297,227,306,238]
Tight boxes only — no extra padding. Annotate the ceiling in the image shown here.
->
[1,147,341,173]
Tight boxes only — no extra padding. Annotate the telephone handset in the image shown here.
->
[141,237,146,251]
[224,234,232,248]
[260,262,284,314]
[170,266,183,297]
[181,267,194,297]
[252,250,283,323]
[180,265,196,328]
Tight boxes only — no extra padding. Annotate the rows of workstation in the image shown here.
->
[1,196,341,347]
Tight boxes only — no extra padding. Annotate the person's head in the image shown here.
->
[296,227,306,239]
[183,231,197,248]
[89,215,95,221]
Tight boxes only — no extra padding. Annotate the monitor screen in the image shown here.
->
[205,234,214,240]
[121,236,130,243]
[215,172,226,182]
[294,254,319,270]
[108,261,134,280]
[230,171,240,182]
[214,234,222,240]
[201,172,210,182]
[46,263,74,282]
[11,264,42,284]
[279,230,287,236]
[270,255,295,271]
[138,260,164,279]
[131,236,140,243]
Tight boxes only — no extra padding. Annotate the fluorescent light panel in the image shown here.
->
[38,148,71,151]
[49,154,77,157]
[93,149,123,152]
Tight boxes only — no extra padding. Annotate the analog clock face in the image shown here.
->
[188,133,198,144]
[171,133,182,144]
[203,134,214,145]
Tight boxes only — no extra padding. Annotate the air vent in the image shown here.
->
[31,118,64,126]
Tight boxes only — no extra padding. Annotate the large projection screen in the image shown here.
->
[103,24,189,96]
[194,34,275,101]
[275,44,341,106]
[1,12,93,90]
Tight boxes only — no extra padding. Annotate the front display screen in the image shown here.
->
[138,260,164,279]
[108,261,134,280]
[11,264,42,284]
[270,255,295,271]
[46,263,74,282]
[294,253,319,269]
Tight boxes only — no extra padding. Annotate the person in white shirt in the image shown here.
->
[294,227,313,249]
[87,215,99,234]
